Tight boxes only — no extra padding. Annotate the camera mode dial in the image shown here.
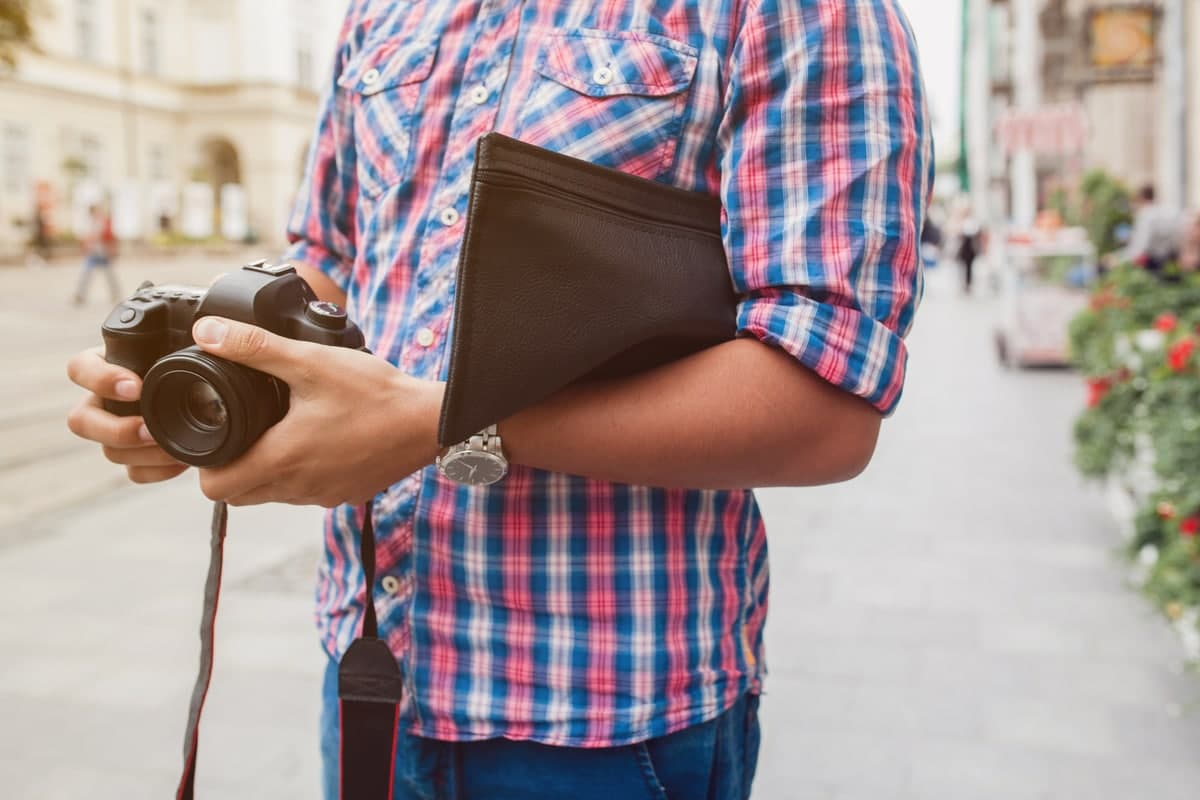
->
[305,300,348,331]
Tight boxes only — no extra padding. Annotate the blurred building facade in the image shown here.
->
[965,0,1199,229]
[0,0,345,254]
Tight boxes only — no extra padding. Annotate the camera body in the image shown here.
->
[102,260,365,467]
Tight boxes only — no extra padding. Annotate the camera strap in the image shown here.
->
[175,500,403,800]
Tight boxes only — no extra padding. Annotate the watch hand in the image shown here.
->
[467,463,478,478]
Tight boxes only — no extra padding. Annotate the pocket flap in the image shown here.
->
[535,29,698,98]
[338,37,438,95]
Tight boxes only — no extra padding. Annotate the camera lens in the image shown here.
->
[141,346,287,467]
[183,380,228,430]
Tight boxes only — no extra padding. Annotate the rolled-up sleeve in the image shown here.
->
[283,8,363,294]
[720,0,934,414]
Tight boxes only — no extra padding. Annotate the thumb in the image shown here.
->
[192,316,313,384]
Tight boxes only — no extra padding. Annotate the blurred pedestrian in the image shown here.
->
[72,204,120,306]
[1125,185,1180,273]
[956,212,983,294]
[25,202,51,270]
[921,216,943,269]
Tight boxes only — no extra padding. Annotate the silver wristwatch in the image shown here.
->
[436,424,509,486]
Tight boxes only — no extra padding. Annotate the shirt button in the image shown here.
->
[592,66,614,86]
[439,206,460,226]
[416,327,435,347]
[361,68,380,86]
[470,85,489,105]
[381,575,401,595]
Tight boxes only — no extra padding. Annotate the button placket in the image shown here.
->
[412,0,521,375]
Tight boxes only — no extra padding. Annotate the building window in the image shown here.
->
[76,0,97,61]
[3,125,29,195]
[80,134,103,180]
[142,9,160,75]
[293,0,315,89]
[149,144,167,181]
[296,44,314,89]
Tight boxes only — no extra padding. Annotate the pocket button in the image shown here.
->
[592,65,614,86]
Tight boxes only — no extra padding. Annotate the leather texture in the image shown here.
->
[438,133,736,446]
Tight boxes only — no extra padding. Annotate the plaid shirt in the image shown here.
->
[286,0,932,746]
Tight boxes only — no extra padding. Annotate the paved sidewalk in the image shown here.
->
[0,263,1198,798]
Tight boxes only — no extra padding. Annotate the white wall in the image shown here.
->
[1189,0,1200,210]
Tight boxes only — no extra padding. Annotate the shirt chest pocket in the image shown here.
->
[338,37,437,199]
[514,29,698,181]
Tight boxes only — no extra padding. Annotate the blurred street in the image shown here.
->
[1,257,1199,799]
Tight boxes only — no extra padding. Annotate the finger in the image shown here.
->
[66,348,142,402]
[191,316,317,386]
[225,485,292,507]
[127,464,190,484]
[103,443,184,468]
[67,395,154,448]
[196,421,297,501]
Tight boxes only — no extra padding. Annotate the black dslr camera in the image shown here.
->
[102,260,365,467]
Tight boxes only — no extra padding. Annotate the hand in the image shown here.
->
[65,348,190,484]
[190,317,445,507]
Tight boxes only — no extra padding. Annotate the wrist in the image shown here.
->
[389,374,446,467]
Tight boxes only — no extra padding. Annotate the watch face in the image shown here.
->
[442,451,507,486]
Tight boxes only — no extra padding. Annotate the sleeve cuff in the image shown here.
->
[736,292,910,415]
[282,239,353,296]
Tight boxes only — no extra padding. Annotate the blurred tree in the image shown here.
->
[1080,169,1132,257]
[0,1,36,68]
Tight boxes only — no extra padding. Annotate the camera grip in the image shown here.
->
[101,331,157,417]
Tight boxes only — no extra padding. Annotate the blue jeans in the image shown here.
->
[320,658,760,799]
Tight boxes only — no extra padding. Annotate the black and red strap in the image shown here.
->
[175,499,401,800]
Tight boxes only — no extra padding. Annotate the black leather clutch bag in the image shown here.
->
[438,133,737,446]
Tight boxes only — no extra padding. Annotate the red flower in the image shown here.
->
[1168,337,1196,372]
[1089,289,1114,311]
[1085,378,1111,408]
[1181,517,1200,538]
[1154,313,1178,333]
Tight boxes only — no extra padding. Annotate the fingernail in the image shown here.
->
[194,318,228,345]
[115,379,139,400]
[138,424,154,442]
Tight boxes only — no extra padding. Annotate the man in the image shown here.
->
[72,203,120,305]
[1126,184,1180,273]
[66,1,932,796]
[955,209,983,295]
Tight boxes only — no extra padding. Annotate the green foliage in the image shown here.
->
[0,1,36,68]
[1145,535,1200,614]
[1079,169,1133,256]
[1072,382,1139,478]
[1045,184,1082,228]
[1070,266,1200,633]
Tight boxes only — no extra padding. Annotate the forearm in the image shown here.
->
[501,338,881,490]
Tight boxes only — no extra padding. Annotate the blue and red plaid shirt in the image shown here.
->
[285,0,932,746]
